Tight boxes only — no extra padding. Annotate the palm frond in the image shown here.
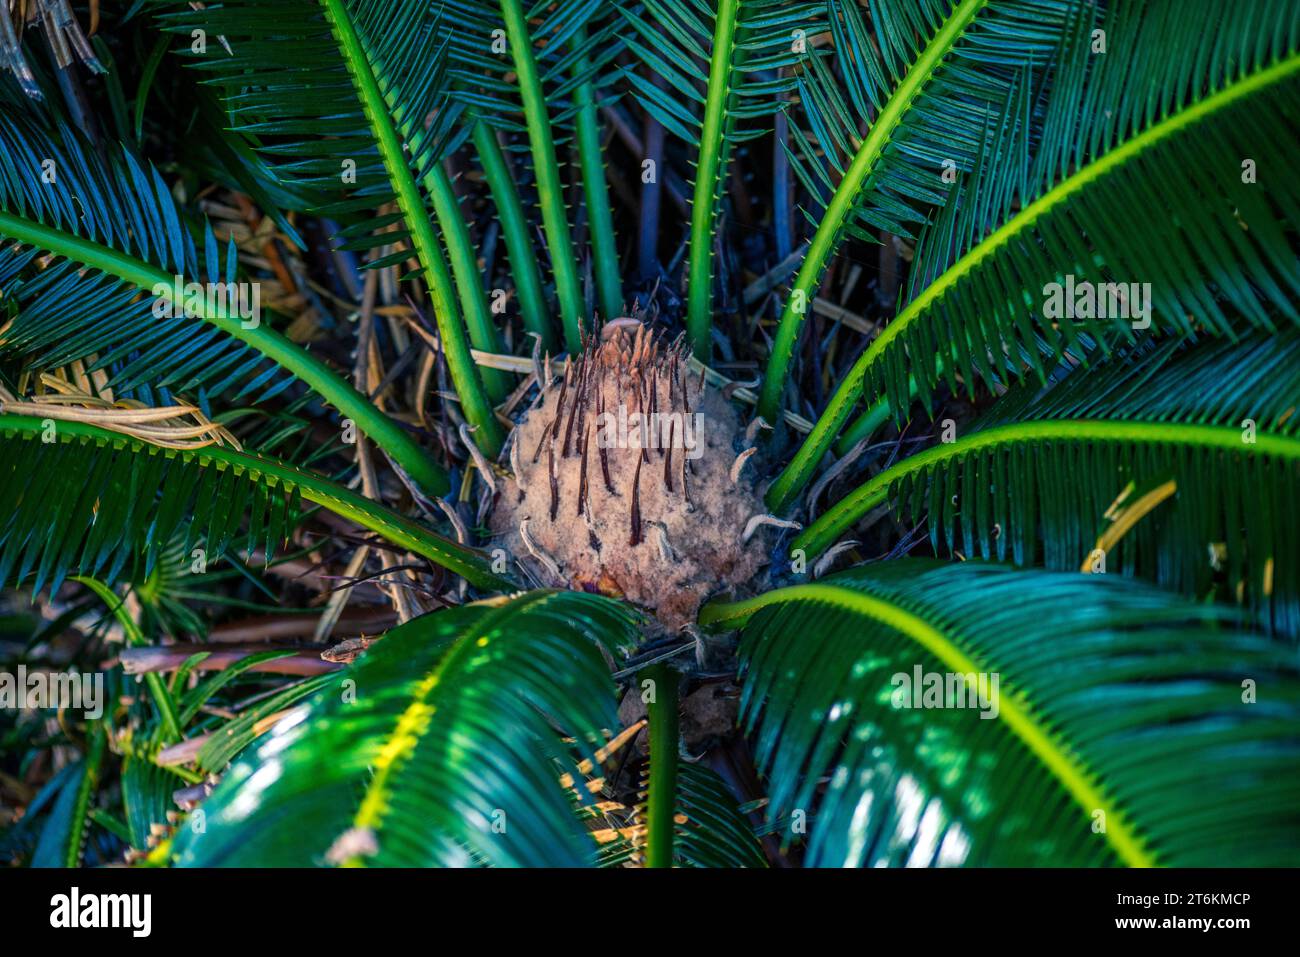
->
[0,111,289,401]
[620,0,826,355]
[31,722,105,867]
[443,0,623,135]
[796,330,1300,637]
[707,559,1300,866]
[0,414,510,597]
[443,0,626,350]
[770,0,1300,509]
[669,763,767,867]
[572,24,624,323]
[758,0,1079,421]
[469,119,557,352]
[192,673,339,775]
[0,107,450,495]
[172,591,640,867]
[152,0,506,452]
[121,754,190,856]
[438,0,628,346]
[870,0,1300,415]
[789,0,1051,243]
[153,0,461,229]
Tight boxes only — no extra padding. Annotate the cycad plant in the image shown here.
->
[1,0,1297,868]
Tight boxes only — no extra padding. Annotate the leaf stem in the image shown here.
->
[756,0,987,422]
[74,576,184,743]
[641,661,679,868]
[427,164,512,402]
[64,719,108,867]
[501,0,586,352]
[685,0,741,361]
[320,0,504,457]
[472,120,556,353]
[573,26,623,323]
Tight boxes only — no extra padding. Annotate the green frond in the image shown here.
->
[573,24,624,323]
[152,0,462,226]
[442,0,624,136]
[709,559,1300,866]
[76,575,185,744]
[0,414,511,597]
[894,57,1300,409]
[758,0,1078,421]
[122,756,190,854]
[0,759,75,864]
[468,120,556,351]
[192,673,338,775]
[906,0,1299,285]
[668,763,767,867]
[438,0,629,351]
[619,0,822,151]
[620,0,826,356]
[976,331,1300,434]
[153,0,505,453]
[31,722,106,867]
[172,591,640,867]
[786,0,1048,243]
[0,111,289,401]
[0,107,450,495]
[796,331,1300,637]
[640,659,679,866]
[770,0,1300,509]
[501,0,610,350]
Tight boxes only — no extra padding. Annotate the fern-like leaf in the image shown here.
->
[706,559,1300,866]
[0,415,509,596]
[152,0,507,451]
[797,330,1300,637]
[620,0,826,355]
[758,0,1078,420]
[771,0,1300,509]
[0,108,450,494]
[172,591,639,867]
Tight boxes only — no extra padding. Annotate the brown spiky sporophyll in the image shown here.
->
[493,323,769,628]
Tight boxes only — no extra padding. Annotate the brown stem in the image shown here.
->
[117,645,341,677]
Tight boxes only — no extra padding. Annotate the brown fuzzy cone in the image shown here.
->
[490,323,768,629]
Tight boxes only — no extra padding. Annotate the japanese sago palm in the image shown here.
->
[0,0,1297,869]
